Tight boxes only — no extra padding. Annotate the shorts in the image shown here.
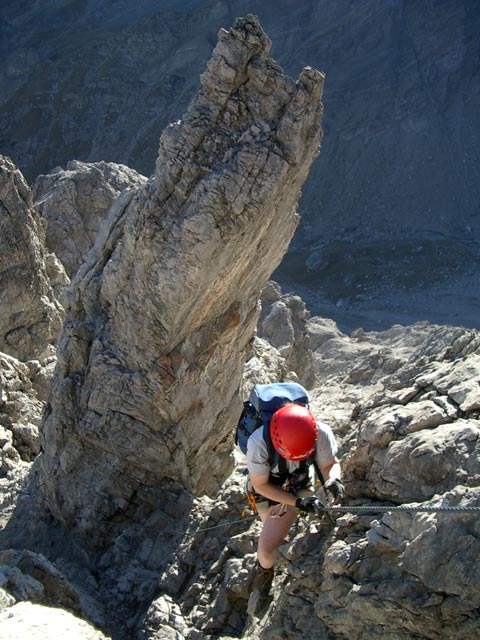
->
[245,475,314,517]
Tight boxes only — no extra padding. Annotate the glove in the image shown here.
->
[324,479,345,503]
[295,497,319,513]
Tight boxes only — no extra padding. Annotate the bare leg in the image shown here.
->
[257,506,298,569]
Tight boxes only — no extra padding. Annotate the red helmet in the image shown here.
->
[270,404,318,461]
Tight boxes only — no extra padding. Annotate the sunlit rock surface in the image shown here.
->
[0,156,66,362]
[38,15,324,546]
[33,160,147,278]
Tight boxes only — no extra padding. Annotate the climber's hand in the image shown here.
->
[295,497,319,513]
[324,479,345,504]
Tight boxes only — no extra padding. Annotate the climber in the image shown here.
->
[247,403,344,616]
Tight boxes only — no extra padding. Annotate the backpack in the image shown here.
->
[235,382,310,468]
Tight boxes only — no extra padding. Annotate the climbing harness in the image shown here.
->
[246,491,258,515]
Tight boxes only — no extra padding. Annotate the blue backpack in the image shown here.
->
[235,382,310,466]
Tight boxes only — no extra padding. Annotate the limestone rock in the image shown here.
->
[1,291,476,638]
[343,326,480,502]
[0,353,45,472]
[0,549,85,615]
[302,321,441,441]
[0,156,66,362]
[240,281,319,396]
[134,467,257,639]
[138,320,479,640]
[38,15,324,546]
[0,601,110,640]
[33,161,148,277]
[241,336,291,395]
[313,487,480,640]
[138,594,189,639]
[257,281,316,387]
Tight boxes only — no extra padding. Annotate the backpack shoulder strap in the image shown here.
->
[262,422,289,477]
[263,421,282,469]
[309,455,326,486]
[278,454,288,478]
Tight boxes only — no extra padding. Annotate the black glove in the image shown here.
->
[324,479,345,503]
[295,497,319,513]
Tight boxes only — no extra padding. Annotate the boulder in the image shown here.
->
[313,487,480,640]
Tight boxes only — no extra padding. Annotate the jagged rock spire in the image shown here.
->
[39,15,324,545]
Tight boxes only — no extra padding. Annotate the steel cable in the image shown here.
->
[176,503,479,537]
[318,504,480,514]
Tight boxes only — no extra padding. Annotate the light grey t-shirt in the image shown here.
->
[246,421,338,477]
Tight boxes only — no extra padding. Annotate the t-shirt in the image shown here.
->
[246,421,338,477]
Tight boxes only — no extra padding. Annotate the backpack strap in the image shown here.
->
[310,456,326,486]
[263,421,279,469]
[261,422,325,487]
[263,421,291,483]
[309,455,336,525]
[278,455,288,478]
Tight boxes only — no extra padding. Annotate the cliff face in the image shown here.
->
[0,155,67,362]
[33,160,147,278]
[37,16,324,546]
[1,0,479,330]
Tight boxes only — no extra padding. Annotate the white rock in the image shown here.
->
[0,602,109,640]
